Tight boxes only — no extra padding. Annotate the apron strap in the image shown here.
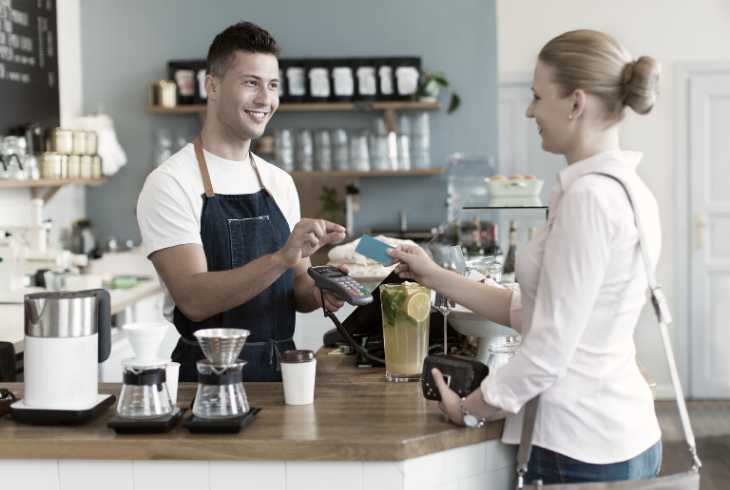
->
[193,136,215,198]
[249,152,272,197]
[193,136,271,198]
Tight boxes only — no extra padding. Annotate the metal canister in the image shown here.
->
[72,130,87,155]
[152,80,177,108]
[52,128,73,154]
[85,131,98,155]
[67,154,81,179]
[41,152,63,178]
[486,335,522,373]
[80,155,93,179]
[91,155,102,178]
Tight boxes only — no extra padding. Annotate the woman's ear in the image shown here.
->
[571,89,587,119]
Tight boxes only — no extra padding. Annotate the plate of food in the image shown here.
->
[485,174,544,197]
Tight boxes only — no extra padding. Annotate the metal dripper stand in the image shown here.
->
[185,328,261,433]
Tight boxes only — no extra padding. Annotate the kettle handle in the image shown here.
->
[95,289,112,363]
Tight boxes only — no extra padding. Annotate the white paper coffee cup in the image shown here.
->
[280,350,316,406]
[165,361,180,405]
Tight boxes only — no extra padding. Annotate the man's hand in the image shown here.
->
[277,219,346,269]
[317,288,347,312]
[313,265,349,312]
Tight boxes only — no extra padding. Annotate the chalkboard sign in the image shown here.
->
[0,0,59,134]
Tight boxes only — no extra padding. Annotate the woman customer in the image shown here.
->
[388,29,663,484]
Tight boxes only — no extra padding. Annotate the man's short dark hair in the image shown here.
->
[207,21,280,77]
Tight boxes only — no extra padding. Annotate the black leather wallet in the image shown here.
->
[421,354,489,401]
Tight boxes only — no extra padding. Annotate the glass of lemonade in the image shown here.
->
[379,282,431,382]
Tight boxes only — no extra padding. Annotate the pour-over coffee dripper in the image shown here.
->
[194,328,250,365]
[123,322,170,363]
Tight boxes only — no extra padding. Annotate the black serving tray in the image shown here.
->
[107,407,185,434]
[183,407,261,434]
[9,394,116,425]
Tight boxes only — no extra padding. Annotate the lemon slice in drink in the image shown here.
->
[406,291,431,322]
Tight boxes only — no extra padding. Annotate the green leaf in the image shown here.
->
[432,74,449,87]
[447,93,461,114]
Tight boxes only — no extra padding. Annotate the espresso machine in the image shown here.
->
[10,289,115,424]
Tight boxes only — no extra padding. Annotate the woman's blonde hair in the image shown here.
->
[538,30,660,118]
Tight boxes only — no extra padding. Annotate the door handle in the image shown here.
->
[695,213,706,250]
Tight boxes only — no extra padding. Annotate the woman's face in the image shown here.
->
[525,60,576,155]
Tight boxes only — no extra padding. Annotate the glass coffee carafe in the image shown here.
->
[117,358,174,418]
[192,360,249,418]
[379,282,431,382]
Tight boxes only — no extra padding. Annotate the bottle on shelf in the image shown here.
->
[460,217,482,256]
[502,220,518,283]
[481,221,502,258]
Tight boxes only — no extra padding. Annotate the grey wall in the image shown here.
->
[81,0,498,243]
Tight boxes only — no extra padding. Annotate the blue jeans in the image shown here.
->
[525,440,662,484]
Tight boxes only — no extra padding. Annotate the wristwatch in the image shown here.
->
[460,397,487,428]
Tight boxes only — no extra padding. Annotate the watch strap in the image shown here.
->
[460,397,486,428]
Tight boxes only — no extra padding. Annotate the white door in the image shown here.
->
[689,73,730,398]
[498,75,564,204]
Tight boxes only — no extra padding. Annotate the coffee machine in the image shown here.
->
[10,289,115,424]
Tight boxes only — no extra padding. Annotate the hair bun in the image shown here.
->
[623,56,660,115]
[621,61,636,86]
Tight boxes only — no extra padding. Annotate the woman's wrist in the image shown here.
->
[429,267,461,297]
[424,266,449,290]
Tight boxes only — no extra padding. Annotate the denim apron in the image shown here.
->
[171,137,295,382]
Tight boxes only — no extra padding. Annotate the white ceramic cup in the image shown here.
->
[280,350,316,406]
[165,361,180,405]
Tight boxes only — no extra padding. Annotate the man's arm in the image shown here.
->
[150,219,345,322]
[150,243,288,322]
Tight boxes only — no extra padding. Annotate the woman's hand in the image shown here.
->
[387,244,443,288]
[432,367,505,426]
[431,367,465,425]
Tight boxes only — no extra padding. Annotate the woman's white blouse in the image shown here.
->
[481,150,662,464]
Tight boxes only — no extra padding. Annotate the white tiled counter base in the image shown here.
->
[0,440,515,490]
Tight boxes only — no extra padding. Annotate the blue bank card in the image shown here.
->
[355,235,395,266]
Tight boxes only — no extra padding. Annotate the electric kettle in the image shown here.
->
[21,289,112,411]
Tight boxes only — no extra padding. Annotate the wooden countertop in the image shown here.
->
[0,350,503,461]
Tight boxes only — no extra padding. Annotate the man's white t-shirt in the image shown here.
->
[136,143,301,320]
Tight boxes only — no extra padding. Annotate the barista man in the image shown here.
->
[137,21,346,381]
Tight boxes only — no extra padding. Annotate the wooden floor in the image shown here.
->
[656,400,730,490]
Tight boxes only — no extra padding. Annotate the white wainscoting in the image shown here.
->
[0,440,516,490]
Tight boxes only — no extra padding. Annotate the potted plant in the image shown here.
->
[319,185,346,225]
[417,71,461,114]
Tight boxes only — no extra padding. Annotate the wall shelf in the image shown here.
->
[0,178,107,202]
[291,168,445,178]
[146,99,440,115]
